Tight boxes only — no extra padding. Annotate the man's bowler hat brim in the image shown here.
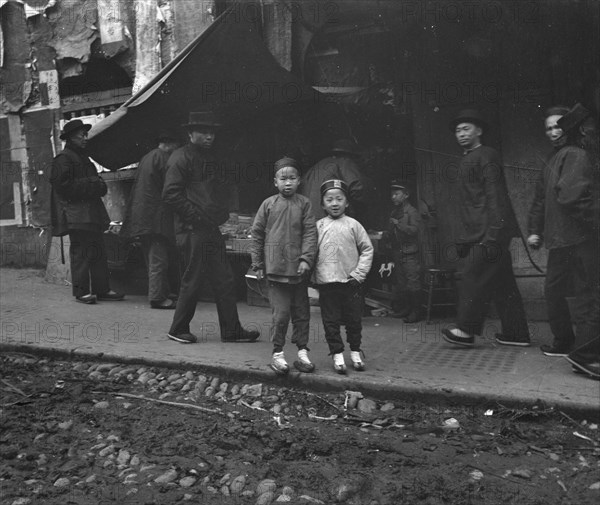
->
[59,120,92,140]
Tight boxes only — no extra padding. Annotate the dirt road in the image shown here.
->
[1,353,598,504]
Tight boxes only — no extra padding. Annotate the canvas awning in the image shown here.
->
[87,2,325,170]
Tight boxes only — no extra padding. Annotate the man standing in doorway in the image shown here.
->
[162,111,260,344]
[300,139,368,224]
[528,104,599,379]
[121,130,181,309]
[441,109,530,348]
[50,119,124,304]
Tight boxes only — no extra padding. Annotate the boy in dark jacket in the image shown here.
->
[251,158,317,374]
[387,181,422,323]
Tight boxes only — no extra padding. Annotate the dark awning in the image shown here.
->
[87,2,324,170]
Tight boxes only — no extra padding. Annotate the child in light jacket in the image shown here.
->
[313,179,373,373]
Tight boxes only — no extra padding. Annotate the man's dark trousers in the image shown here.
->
[169,226,241,338]
[141,236,180,303]
[547,240,600,361]
[69,229,110,297]
[457,241,529,338]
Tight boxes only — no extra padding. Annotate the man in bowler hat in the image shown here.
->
[162,111,260,344]
[121,130,181,309]
[442,110,530,348]
[49,119,124,304]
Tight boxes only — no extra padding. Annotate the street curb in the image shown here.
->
[2,342,598,418]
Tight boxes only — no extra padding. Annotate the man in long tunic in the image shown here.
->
[528,104,599,378]
[441,110,530,348]
[121,131,180,309]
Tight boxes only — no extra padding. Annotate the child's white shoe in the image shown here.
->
[270,351,289,375]
[294,348,315,373]
[332,353,347,374]
[350,350,365,371]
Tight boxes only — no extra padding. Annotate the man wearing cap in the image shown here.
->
[387,181,423,322]
[162,111,260,344]
[300,139,368,224]
[121,130,181,309]
[50,119,124,304]
[442,109,530,348]
[528,104,599,378]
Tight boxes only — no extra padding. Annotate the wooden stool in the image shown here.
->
[421,268,457,323]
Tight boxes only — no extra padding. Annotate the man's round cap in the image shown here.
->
[390,180,407,191]
[157,129,179,143]
[331,138,361,156]
[449,109,489,132]
[60,119,92,140]
[320,179,348,196]
[557,103,591,133]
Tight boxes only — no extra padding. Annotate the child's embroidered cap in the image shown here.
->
[320,179,348,196]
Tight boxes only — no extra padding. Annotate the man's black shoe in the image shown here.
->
[167,332,198,344]
[150,299,177,309]
[495,333,531,347]
[540,344,570,357]
[221,329,260,342]
[565,356,600,379]
[76,294,97,304]
[442,328,474,347]
[97,290,125,301]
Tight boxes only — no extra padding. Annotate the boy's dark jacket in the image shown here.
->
[388,201,420,254]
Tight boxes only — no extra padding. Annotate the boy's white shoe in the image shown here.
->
[350,350,365,371]
[332,353,347,374]
[294,348,315,373]
[270,351,289,375]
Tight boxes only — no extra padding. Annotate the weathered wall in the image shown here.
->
[171,0,215,50]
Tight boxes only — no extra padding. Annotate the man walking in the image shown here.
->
[528,104,599,378]
[162,111,260,344]
[121,130,180,309]
[442,110,530,347]
[50,119,124,304]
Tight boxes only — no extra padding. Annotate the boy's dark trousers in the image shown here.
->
[69,229,110,297]
[318,282,363,354]
[268,281,310,352]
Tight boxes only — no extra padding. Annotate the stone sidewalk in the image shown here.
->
[1,268,598,415]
